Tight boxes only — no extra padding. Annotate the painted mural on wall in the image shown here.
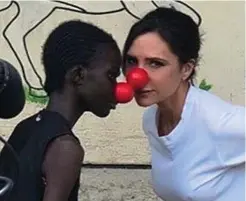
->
[0,1,211,105]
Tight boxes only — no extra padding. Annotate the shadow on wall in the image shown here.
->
[1,0,211,104]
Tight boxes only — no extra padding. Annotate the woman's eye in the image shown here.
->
[126,59,135,65]
[149,61,164,68]
[125,56,137,67]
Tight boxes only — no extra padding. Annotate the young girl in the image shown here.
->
[0,20,121,201]
[122,7,245,201]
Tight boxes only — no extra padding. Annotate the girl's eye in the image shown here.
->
[108,70,119,81]
[108,73,114,79]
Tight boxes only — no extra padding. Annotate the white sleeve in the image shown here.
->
[215,105,245,167]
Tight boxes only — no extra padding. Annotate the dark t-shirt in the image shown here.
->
[0,110,81,201]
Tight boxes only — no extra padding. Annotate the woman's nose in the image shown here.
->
[126,67,149,90]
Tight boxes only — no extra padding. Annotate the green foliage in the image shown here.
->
[24,87,49,105]
[198,79,213,91]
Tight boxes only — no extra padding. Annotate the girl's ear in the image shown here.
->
[66,65,87,86]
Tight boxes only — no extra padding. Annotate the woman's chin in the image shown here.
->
[134,97,155,107]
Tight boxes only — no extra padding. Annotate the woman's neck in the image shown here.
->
[157,83,190,135]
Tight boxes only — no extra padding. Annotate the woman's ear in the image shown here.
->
[66,65,87,86]
[181,59,195,81]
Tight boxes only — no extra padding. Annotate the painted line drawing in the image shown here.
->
[0,1,202,99]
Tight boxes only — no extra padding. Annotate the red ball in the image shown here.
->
[126,67,149,90]
[115,82,134,103]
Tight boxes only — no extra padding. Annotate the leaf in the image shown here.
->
[199,79,213,91]
[24,86,49,105]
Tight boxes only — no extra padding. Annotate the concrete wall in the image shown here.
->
[0,1,244,200]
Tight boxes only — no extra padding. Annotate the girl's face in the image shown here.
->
[68,45,121,117]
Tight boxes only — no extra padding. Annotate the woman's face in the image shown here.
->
[124,32,193,107]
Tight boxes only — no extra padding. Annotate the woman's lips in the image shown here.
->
[135,89,154,96]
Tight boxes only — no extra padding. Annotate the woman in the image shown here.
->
[0,20,121,201]
[122,7,245,201]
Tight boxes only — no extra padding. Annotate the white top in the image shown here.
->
[143,86,245,201]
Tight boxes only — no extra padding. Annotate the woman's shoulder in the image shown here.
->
[191,87,245,167]
[191,86,242,116]
[191,86,245,130]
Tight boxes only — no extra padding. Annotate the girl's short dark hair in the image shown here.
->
[42,20,119,95]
